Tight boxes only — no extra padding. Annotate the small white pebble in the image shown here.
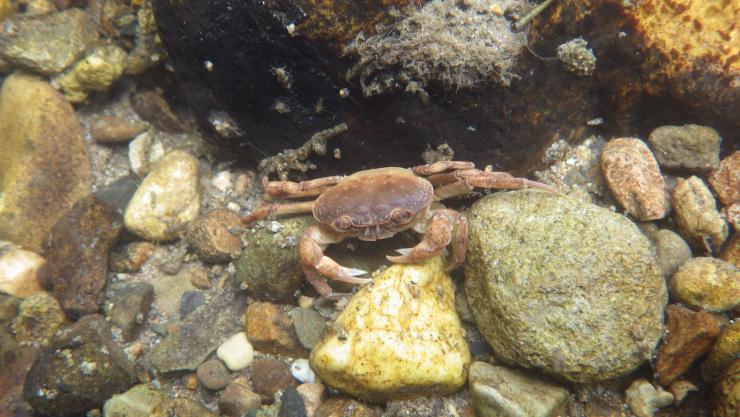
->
[291,358,316,383]
[226,202,241,213]
[212,170,233,192]
[268,221,283,233]
[217,332,254,371]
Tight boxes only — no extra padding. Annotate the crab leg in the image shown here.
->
[411,161,476,176]
[263,175,344,199]
[241,200,316,225]
[434,169,558,199]
[387,210,461,265]
[300,226,370,297]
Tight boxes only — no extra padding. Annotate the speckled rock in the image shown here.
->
[132,90,184,133]
[296,383,326,417]
[703,321,740,382]
[236,216,313,302]
[150,265,198,317]
[109,241,154,273]
[0,346,37,417]
[148,289,246,373]
[11,292,66,347]
[714,359,740,417]
[128,130,165,177]
[600,138,669,220]
[197,358,231,391]
[250,357,295,403]
[708,151,739,207]
[246,301,306,357]
[648,124,721,171]
[106,281,154,340]
[124,150,201,241]
[56,45,128,102]
[45,196,123,318]
[314,398,382,417]
[721,233,739,268]
[672,176,729,251]
[310,256,470,402]
[0,8,99,75]
[0,73,91,252]
[23,315,136,417]
[219,379,261,417]
[0,243,46,298]
[464,190,667,383]
[289,307,327,350]
[90,115,149,144]
[670,257,740,312]
[278,386,308,417]
[625,379,673,417]
[469,361,569,417]
[102,384,167,417]
[652,229,692,279]
[150,398,219,417]
[655,304,722,385]
[217,331,254,371]
[187,209,243,263]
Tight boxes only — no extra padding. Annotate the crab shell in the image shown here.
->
[313,167,434,241]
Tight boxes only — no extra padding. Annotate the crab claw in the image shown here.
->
[395,248,413,255]
[342,266,369,277]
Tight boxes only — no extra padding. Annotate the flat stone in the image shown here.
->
[106,281,154,340]
[23,315,136,417]
[600,137,669,220]
[655,304,722,385]
[217,331,254,371]
[179,290,206,318]
[150,398,218,417]
[651,229,692,279]
[45,196,123,318]
[310,256,470,402]
[218,378,261,417]
[670,257,740,312]
[186,209,243,263]
[714,359,740,417]
[314,398,382,417]
[0,346,38,417]
[464,191,667,382]
[250,357,295,403]
[708,151,739,206]
[673,176,729,251]
[0,8,99,75]
[246,301,306,357]
[90,115,149,144]
[0,243,46,298]
[196,359,231,391]
[148,289,246,373]
[468,361,569,417]
[703,321,740,381]
[288,307,326,350]
[102,384,167,417]
[11,291,66,347]
[625,379,673,417]
[648,124,721,171]
[0,73,91,252]
[56,44,128,103]
[150,266,197,318]
[109,241,155,273]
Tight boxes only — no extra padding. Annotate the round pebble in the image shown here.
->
[670,257,740,312]
[672,176,729,252]
[291,358,316,384]
[196,359,231,391]
[216,332,254,371]
[186,209,243,263]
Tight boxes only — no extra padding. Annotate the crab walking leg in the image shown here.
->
[299,226,370,297]
[241,200,316,225]
[445,210,468,272]
[434,169,559,199]
[387,210,454,264]
[262,175,344,199]
[411,161,476,176]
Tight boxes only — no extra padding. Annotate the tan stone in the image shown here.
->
[0,244,46,298]
[673,176,729,251]
[714,359,740,417]
[709,152,740,206]
[670,257,740,312]
[245,301,305,357]
[703,321,740,382]
[720,233,739,268]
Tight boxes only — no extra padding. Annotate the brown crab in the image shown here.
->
[242,161,557,297]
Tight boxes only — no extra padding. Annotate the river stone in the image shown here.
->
[464,190,667,383]
[0,72,91,252]
[0,243,46,298]
[56,44,128,103]
[310,256,470,402]
[714,359,740,417]
[648,124,721,172]
[102,384,167,417]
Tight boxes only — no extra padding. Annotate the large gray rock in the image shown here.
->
[464,190,667,383]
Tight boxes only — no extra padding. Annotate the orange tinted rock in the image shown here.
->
[720,233,739,268]
[245,302,306,357]
[709,152,740,206]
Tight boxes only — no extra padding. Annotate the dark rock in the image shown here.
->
[187,209,243,264]
[0,347,38,417]
[288,307,326,350]
[278,386,307,417]
[250,358,295,403]
[179,290,205,319]
[196,359,231,391]
[132,91,184,133]
[148,289,246,373]
[94,176,141,215]
[23,315,136,417]
[107,282,154,340]
[218,379,261,417]
[44,196,123,318]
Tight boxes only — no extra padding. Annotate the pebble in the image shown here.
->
[11,291,66,347]
[314,398,382,417]
[44,196,122,318]
[102,384,167,417]
[148,289,246,373]
[728,203,740,231]
[236,216,313,302]
[109,241,155,273]
[132,90,184,133]
[708,151,739,206]
[90,115,149,144]
[250,357,295,403]
[668,380,698,404]
[186,209,243,263]
[56,44,128,103]
[150,398,218,417]
[600,137,669,220]
[179,290,205,318]
[468,361,569,417]
[106,281,154,341]
[651,229,692,279]
[23,315,136,417]
[625,379,674,417]
[0,8,99,75]
[124,150,201,241]
[655,304,722,385]
[219,379,262,417]
[670,257,740,312]
[702,321,740,381]
[310,256,470,402]
[94,176,141,215]
[291,358,316,384]
[464,191,666,382]
[128,130,165,177]
[0,0,12,20]
[0,73,91,252]
[150,264,197,317]
[246,302,306,357]
[296,383,326,417]
[648,124,721,171]
[217,331,254,371]
[0,243,46,298]
[288,307,327,350]
[279,386,308,417]
[196,359,231,391]
[721,233,739,268]
[0,346,38,417]
[673,176,729,251]
[713,359,740,417]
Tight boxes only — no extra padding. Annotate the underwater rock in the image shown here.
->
[464,190,666,383]
[625,379,674,417]
[250,357,296,403]
[648,124,722,172]
[106,281,154,341]
[187,209,243,263]
[703,321,740,382]
[217,332,254,371]
[102,384,168,417]
[714,359,740,417]
[90,115,149,144]
[246,301,306,357]
[11,292,66,347]
[310,256,470,402]
[150,398,219,417]
[55,44,128,103]
[196,359,231,391]
[672,176,729,251]
[709,151,740,207]
[670,257,740,313]
[314,397,382,417]
[0,243,46,298]
[218,379,261,417]
[651,229,692,279]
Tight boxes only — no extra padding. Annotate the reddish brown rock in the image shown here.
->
[0,347,38,417]
[186,209,243,263]
[89,115,149,144]
[709,152,740,207]
[728,203,740,231]
[44,196,123,318]
[249,357,295,403]
[720,233,739,268]
[109,241,155,273]
[245,301,306,357]
[655,304,722,385]
[218,378,261,416]
[600,138,669,220]
[132,90,184,133]
[714,359,740,417]
[673,176,729,251]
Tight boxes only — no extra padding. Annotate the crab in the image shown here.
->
[242,161,557,297]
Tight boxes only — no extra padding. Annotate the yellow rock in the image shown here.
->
[56,45,128,103]
[703,321,740,381]
[0,0,13,21]
[0,243,46,298]
[309,256,470,402]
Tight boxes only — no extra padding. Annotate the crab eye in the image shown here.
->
[390,208,414,224]
[334,215,353,230]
